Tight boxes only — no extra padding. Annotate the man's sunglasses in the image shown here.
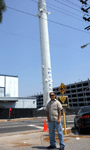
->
[50,95,55,97]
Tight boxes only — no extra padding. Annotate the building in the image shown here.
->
[0,74,36,109]
[0,74,36,119]
[0,97,36,109]
[0,74,18,97]
[36,78,90,109]
[1,74,90,118]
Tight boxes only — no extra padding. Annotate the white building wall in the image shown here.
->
[0,76,5,97]
[0,75,18,97]
[15,99,36,108]
[0,99,36,108]
[0,76,5,87]
[6,76,18,97]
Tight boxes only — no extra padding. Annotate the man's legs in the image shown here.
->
[55,122,65,148]
[48,121,56,147]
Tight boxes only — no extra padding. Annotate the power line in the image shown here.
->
[78,0,90,7]
[0,29,40,41]
[61,0,90,14]
[47,5,86,23]
[0,29,90,54]
[32,0,83,17]
[55,0,82,13]
[47,2,81,16]
[66,0,90,13]
[31,0,89,24]
[7,6,90,35]
[48,18,90,34]
[33,0,90,16]
[7,6,35,17]
[55,0,90,15]
[60,0,81,8]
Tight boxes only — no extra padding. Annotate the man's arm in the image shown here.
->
[57,110,61,124]
[46,111,50,122]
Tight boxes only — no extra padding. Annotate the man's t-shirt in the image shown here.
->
[46,99,63,121]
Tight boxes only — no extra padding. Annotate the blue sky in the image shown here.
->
[0,0,90,96]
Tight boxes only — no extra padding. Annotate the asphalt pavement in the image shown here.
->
[0,117,90,150]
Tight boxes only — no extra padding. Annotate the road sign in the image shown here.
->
[58,83,67,95]
[57,96,69,108]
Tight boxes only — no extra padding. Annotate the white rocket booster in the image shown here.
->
[37,0,53,107]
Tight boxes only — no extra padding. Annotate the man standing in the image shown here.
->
[46,92,65,150]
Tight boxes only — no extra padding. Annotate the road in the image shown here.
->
[0,115,74,134]
[0,115,90,150]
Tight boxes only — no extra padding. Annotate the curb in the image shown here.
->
[0,117,47,122]
[0,118,34,122]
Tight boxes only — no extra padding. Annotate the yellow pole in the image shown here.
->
[63,108,67,135]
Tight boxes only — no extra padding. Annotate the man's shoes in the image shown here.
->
[47,145,56,149]
[59,147,65,150]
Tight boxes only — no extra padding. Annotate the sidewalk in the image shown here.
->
[0,117,71,150]
[0,128,72,150]
[0,127,90,150]
[0,117,90,150]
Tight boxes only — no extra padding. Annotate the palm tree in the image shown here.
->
[0,0,6,23]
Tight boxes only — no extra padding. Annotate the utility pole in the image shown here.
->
[80,0,90,30]
[37,0,53,108]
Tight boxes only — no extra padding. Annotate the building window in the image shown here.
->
[83,82,88,86]
[77,84,82,87]
[0,87,4,97]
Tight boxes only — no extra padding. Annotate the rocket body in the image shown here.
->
[38,0,53,106]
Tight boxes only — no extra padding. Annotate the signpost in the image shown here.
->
[58,83,69,135]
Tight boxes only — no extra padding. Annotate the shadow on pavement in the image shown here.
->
[32,146,58,149]
[71,127,77,135]
[71,127,90,135]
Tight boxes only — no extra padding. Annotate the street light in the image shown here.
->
[85,87,90,105]
[81,43,90,49]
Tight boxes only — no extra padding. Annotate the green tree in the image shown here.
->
[0,0,6,23]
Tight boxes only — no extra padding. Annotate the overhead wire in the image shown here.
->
[33,0,83,17]
[55,0,82,13]
[0,29,90,54]
[7,6,35,17]
[59,0,81,8]
[0,3,90,54]
[32,0,90,17]
[77,0,90,7]
[60,0,90,13]
[31,0,89,24]
[46,1,82,17]
[47,5,87,23]
[7,6,90,35]
[32,0,83,16]
[57,0,90,14]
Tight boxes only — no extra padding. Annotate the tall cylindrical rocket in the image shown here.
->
[38,0,53,107]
